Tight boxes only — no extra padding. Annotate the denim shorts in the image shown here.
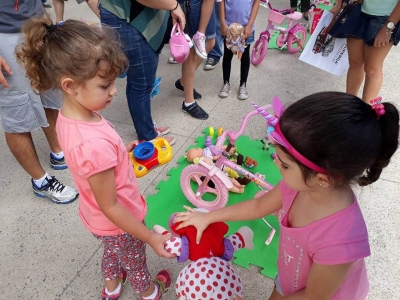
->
[0,33,62,133]
[362,13,400,46]
[186,0,216,39]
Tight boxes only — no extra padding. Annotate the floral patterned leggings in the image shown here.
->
[94,232,152,293]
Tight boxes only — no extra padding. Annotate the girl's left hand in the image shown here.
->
[374,27,392,47]
[243,25,252,40]
[125,140,139,152]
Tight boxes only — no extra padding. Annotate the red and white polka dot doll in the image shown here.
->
[153,218,253,300]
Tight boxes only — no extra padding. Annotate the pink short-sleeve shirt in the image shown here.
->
[277,180,370,299]
[56,112,147,236]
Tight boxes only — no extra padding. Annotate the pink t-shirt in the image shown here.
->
[277,180,370,299]
[56,112,147,236]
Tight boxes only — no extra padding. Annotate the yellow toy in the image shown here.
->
[129,138,173,178]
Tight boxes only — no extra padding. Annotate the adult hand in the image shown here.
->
[171,5,186,31]
[374,27,391,47]
[221,22,229,38]
[0,56,12,88]
[125,140,139,152]
[174,205,211,244]
[329,0,341,16]
[243,24,252,40]
[147,232,176,258]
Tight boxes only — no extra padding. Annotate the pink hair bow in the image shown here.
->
[371,97,385,117]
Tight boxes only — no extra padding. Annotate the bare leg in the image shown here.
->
[268,287,284,300]
[5,132,46,180]
[181,39,215,104]
[42,108,62,153]
[362,42,393,103]
[346,38,365,97]
[86,0,100,18]
[198,0,214,33]
[53,0,65,23]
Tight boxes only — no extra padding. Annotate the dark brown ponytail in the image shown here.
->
[357,103,399,186]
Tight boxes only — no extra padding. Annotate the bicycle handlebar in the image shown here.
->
[215,104,273,151]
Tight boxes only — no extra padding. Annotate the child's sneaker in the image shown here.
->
[50,153,68,170]
[219,82,230,98]
[32,176,79,204]
[238,83,249,100]
[192,33,207,59]
[204,57,219,70]
[101,269,127,300]
[140,269,171,300]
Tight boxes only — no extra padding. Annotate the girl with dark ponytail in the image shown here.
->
[174,91,399,300]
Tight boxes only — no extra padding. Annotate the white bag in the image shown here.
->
[299,10,349,76]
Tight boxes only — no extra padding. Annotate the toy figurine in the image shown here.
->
[244,156,258,168]
[152,210,254,300]
[186,146,246,193]
[226,22,246,60]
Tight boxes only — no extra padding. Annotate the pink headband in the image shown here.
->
[252,97,328,174]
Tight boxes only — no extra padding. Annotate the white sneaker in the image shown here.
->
[32,176,78,204]
[238,84,249,100]
[219,82,230,98]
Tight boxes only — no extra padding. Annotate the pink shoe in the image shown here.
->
[141,269,172,300]
[101,269,127,300]
[192,33,207,59]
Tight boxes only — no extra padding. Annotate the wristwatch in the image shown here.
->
[385,20,395,34]
[386,21,395,30]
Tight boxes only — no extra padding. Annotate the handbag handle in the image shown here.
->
[170,22,182,38]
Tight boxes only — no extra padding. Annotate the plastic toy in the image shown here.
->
[152,210,254,300]
[244,156,258,168]
[251,0,307,66]
[180,104,275,211]
[129,138,173,178]
[226,23,246,60]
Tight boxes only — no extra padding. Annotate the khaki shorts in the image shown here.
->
[0,33,62,133]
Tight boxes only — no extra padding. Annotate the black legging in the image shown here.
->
[222,41,251,86]
[290,0,310,12]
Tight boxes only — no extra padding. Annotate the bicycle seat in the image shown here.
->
[286,11,303,20]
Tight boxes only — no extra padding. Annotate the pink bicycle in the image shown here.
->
[180,105,275,211]
[251,0,307,66]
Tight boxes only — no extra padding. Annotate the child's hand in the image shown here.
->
[125,140,139,152]
[174,205,210,244]
[221,23,229,37]
[243,25,252,40]
[148,232,176,258]
[0,55,12,88]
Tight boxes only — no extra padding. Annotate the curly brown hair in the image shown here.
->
[16,17,128,93]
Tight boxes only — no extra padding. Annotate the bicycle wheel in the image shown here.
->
[251,35,269,66]
[287,26,307,54]
[180,164,229,211]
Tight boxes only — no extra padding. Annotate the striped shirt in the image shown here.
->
[100,0,169,52]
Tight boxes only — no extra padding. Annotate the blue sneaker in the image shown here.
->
[32,176,78,204]
[50,153,68,170]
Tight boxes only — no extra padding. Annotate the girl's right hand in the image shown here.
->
[221,23,229,38]
[174,205,211,244]
[148,232,176,258]
[171,5,186,31]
